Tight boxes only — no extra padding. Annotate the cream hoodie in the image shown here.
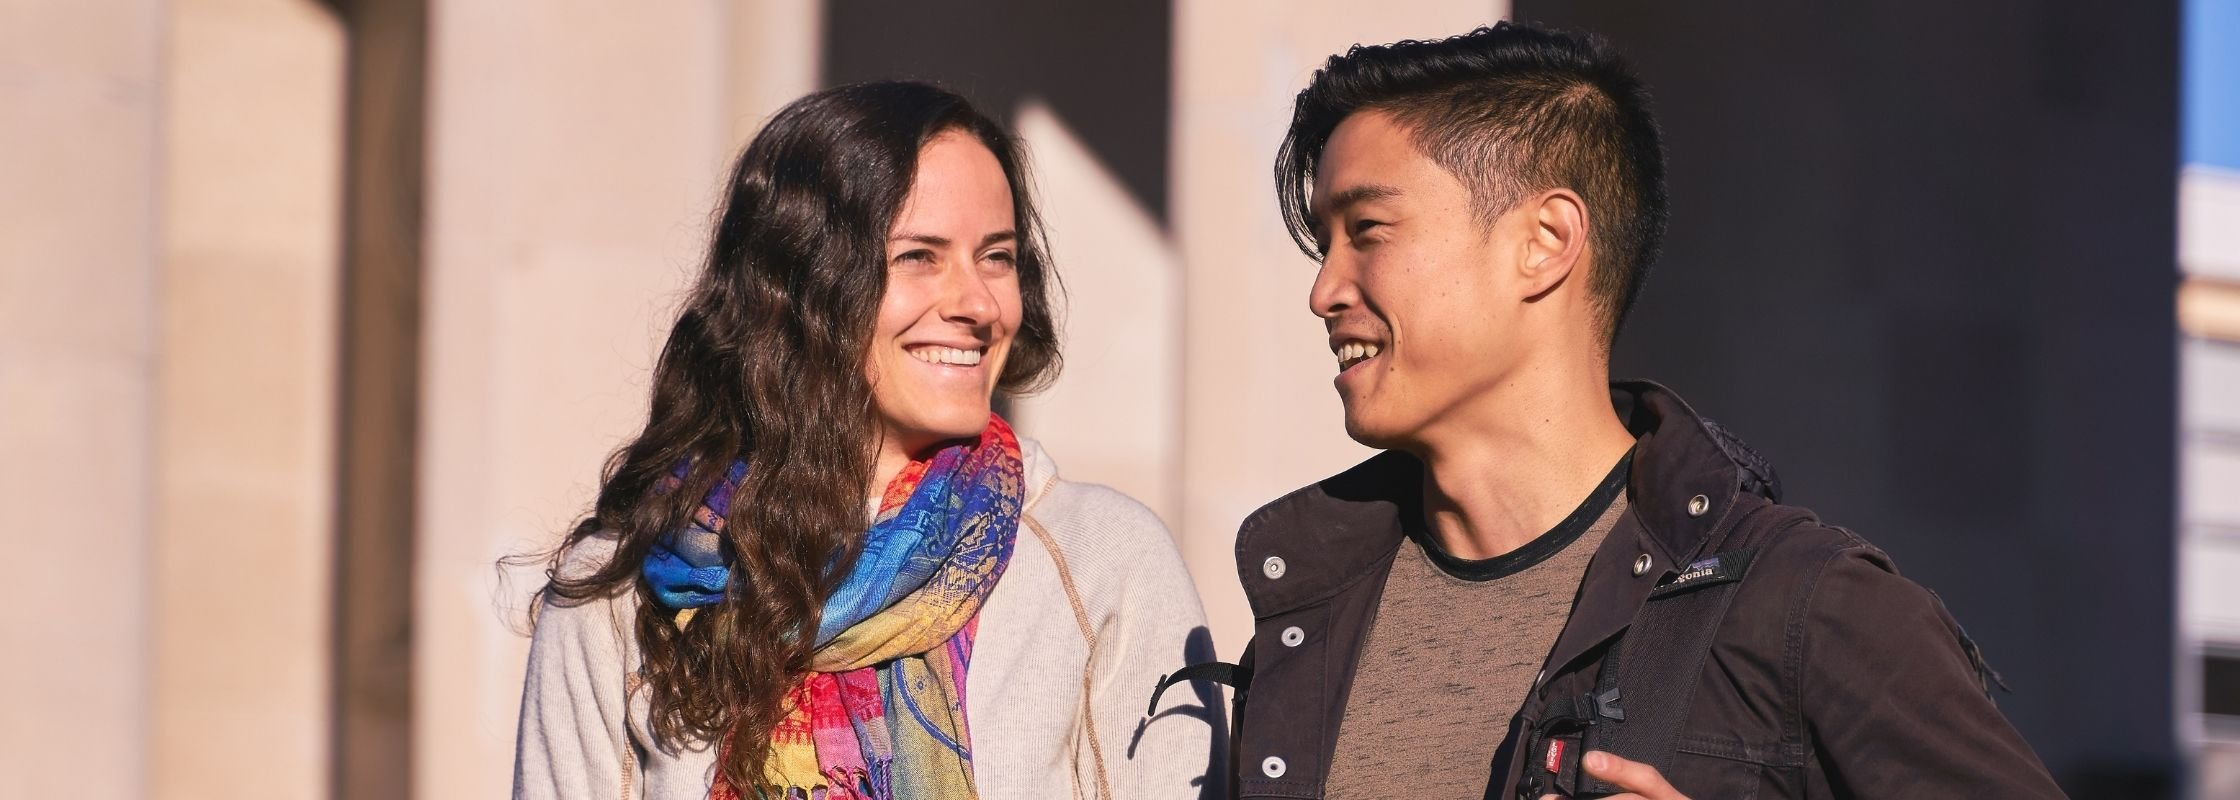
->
[511,440,1224,799]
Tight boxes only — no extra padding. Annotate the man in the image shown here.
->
[1226,22,2063,800]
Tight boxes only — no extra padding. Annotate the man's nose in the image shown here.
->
[1308,255,1360,320]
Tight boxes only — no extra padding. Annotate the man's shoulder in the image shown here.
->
[1725,500,1893,580]
[1232,450,1419,615]
[1237,450,1417,545]
[1711,500,1944,654]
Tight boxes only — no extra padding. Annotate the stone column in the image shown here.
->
[151,1,345,798]
[0,2,165,798]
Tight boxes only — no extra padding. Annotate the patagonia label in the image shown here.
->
[1649,547,1758,599]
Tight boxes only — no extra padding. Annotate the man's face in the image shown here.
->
[1306,110,1535,449]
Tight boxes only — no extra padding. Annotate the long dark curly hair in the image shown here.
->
[538,81,1061,789]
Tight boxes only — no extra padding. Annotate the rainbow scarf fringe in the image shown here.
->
[642,416,1023,799]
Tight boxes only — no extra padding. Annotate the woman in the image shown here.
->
[512,82,1219,799]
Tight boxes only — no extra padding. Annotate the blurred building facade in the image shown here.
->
[2181,0,2240,794]
[0,1,1482,798]
[0,1,2219,798]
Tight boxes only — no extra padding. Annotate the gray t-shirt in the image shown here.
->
[1323,455,1632,800]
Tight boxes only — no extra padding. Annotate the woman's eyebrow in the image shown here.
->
[889,232,951,246]
[890,231,1017,248]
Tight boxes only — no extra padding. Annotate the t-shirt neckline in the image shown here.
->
[1406,448,1635,582]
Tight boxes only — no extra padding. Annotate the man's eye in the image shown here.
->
[1350,219,1385,238]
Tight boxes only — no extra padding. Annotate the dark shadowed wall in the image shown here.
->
[823,0,1172,223]
[1514,2,2181,797]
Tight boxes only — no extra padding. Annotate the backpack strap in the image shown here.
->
[1525,546,1762,797]
[1583,547,1760,792]
[1147,660,1252,717]
[1151,642,1256,798]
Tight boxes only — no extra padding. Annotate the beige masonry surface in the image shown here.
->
[3,2,346,798]
[1,2,165,798]
[150,1,345,797]
[2,2,1508,796]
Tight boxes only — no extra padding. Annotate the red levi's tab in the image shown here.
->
[1545,739,1565,774]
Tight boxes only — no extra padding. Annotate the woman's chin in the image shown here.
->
[930,416,991,441]
[883,415,992,454]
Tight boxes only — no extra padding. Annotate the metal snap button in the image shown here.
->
[1281,626,1305,647]
[1687,494,1711,517]
[1262,555,1287,580]
[1632,553,1653,576]
[1262,756,1288,778]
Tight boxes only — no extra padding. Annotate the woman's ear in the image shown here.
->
[1517,188,1589,300]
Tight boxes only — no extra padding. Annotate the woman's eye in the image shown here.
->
[985,250,1016,266]
[896,249,936,264]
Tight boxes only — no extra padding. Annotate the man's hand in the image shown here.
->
[1538,751,1691,800]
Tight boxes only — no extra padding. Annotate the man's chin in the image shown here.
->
[1340,411,1407,451]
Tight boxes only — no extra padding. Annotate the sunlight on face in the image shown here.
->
[1306,110,1535,448]
[864,130,1024,457]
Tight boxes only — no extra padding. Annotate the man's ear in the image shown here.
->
[1517,188,1589,300]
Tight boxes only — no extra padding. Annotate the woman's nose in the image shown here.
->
[942,263,999,324]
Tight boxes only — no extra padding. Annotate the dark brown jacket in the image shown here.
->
[1227,382,2064,799]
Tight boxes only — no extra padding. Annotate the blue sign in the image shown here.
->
[2189,0,2240,170]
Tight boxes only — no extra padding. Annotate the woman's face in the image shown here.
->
[865,130,1025,457]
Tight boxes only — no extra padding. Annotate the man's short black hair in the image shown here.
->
[1277,21,1668,343]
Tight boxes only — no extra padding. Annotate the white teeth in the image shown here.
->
[908,345,984,366]
[1335,341,1383,367]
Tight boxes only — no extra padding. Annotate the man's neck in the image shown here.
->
[1412,373,1637,561]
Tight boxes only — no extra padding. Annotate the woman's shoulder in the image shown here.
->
[1020,438,1160,525]
[1033,479,1169,542]
[554,530,625,578]
[1013,439,1208,637]
[531,531,638,643]
[1017,439,1188,579]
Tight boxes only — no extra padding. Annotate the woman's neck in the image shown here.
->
[869,438,915,510]
[867,432,966,507]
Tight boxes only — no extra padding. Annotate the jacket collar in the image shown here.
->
[1233,380,1781,620]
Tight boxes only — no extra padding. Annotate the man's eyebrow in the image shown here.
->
[1309,183,1405,221]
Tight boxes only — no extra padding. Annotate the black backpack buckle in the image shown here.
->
[1524,688,1627,798]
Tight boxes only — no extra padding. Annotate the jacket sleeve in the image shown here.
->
[1799,546,2064,799]
[1085,498,1227,800]
[514,540,641,800]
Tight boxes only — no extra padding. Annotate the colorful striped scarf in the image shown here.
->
[641,416,1023,799]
